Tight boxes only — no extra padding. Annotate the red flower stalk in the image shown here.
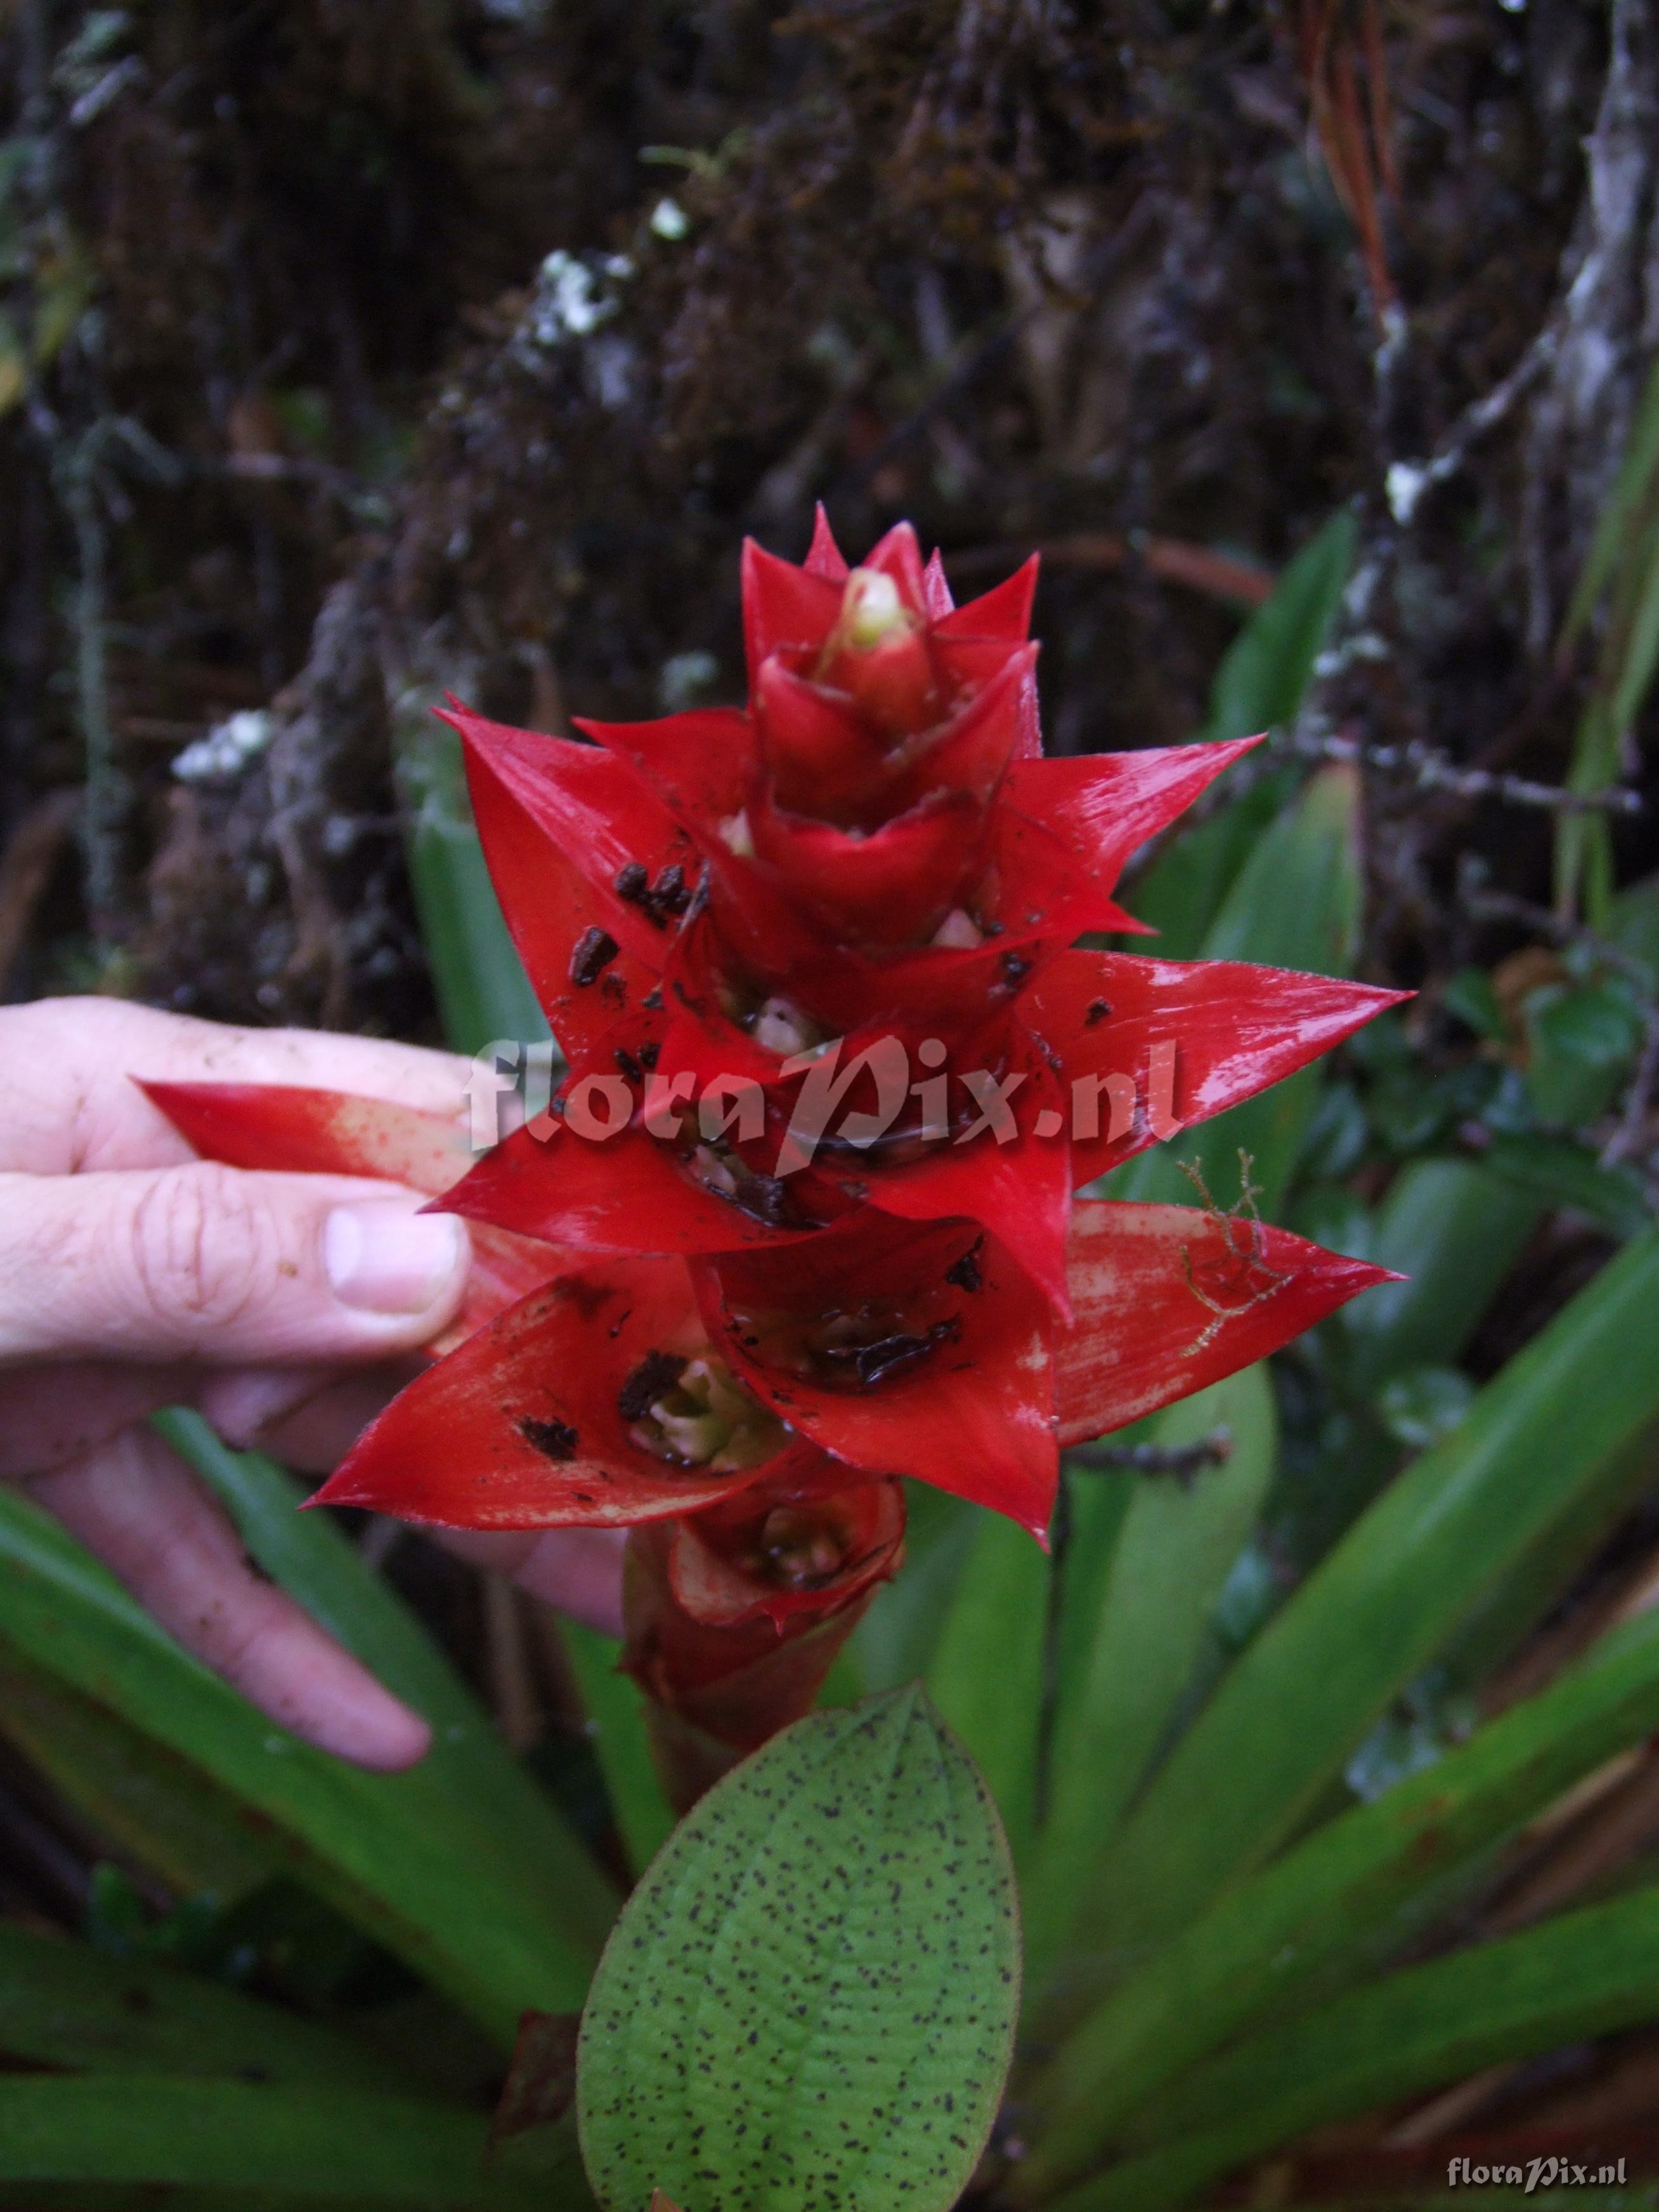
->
[144,515,1401,1809]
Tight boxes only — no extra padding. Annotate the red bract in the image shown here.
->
[143,513,1402,1804]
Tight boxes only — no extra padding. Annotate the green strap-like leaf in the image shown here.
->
[0,1655,276,1903]
[1204,509,1359,746]
[1129,509,1356,958]
[849,1483,982,1696]
[1021,1599,1659,2192]
[1024,1367,1276,1987]
[153,1409,617,1947]
[396,698,549,1058]
[576,1688,1020,2212]
[1051,1230,1659,1991]
[924,1511,1050,1866]
[0,2076,519,2202]
[559,1622,675,1878]
[1042,1885,1659,2212]
[1339,1159,1544,1396]
[1110,762,1361,1219]
[0,1921,418,2093]
[0,1487,604,2041]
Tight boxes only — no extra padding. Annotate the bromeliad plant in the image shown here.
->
[143,514,1396,1801]
[13,516,1659,2212]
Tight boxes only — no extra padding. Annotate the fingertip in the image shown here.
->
[309,1689,433,1773]
[349,1703,434,1773]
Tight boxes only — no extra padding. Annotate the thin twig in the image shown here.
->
[947,531,1275,608]
[1290,729,1642,816]
[1384,324,1559,525]
[1033,1471,1074,1830]
[1068,1429,1234,1484]
[56,437,120,930]
[0,788,79,988]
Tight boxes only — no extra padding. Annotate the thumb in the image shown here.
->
[0,1163,470,1367]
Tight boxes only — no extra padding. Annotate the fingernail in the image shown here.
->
[323,1203,467,1316]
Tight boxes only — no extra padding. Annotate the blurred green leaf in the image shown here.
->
[1022,1599,1659,2194]
[1523,980,1643,1126]
[0,1922,417,2094]
[1127,509,1356,957]
[1206,509,1358,745]
[1557,353,1659,920]
[151,1411,616,1950]
[0,2076,516,2202]
[395,698,547,1057]
[1024,1369,1276,1990]
[1337,1158,1544,1398]
[848,1482,981,1695]
[1111,763,1362,1220]
[558,1623,674,1880]
[1607,869,1659,991]
[0,1485,606,2043]
[1046,1232,1659,2000]
[0,1656,276,1904]
[1373,1364,1474,1450]
[924,1512,1049,1865]
[1482,1131,1652,1239]
[1045,1883,1659,2212]
[576,1689,1018,2212]
[1295,1081,1371,1182]
[1441,967,1508,1042]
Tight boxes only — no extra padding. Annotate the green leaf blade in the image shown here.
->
[924,1511,1050,1866]
[1048,1885,1659,2212]
[1110,762,1362,1220]
[1025,1366,1277,1987]
[576,1688,1019,2212]
[1023,1599,1659,2192]
[1058,1230,1659,1986]
[0,1486,603,2041]
[0,2076,497,2201]
[152,1410,618,1955]
[560,1622,675,1878]
[0,1923,416,2095]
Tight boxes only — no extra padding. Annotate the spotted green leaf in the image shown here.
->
[576,1687,1019,2212]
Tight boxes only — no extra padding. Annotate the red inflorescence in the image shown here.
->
[145,516,1401,1796]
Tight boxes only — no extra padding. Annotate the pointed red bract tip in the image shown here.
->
[805,502,849,581]
[938,553,1040,643]
[921,547,954,621]
[1057,1204,1404,1448]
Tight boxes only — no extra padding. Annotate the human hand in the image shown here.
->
[0,997,623,1771]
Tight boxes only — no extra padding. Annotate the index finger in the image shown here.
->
[0,998,476,1174]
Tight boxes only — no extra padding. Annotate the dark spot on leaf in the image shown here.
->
[618,1350,688,1422]
[519,1416,578,1461]
[649,862,691,919]
[944,1237,984,1292]
[570,926,619,986]
[1084,997,1111,1026]
[727,1168,800,1227]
